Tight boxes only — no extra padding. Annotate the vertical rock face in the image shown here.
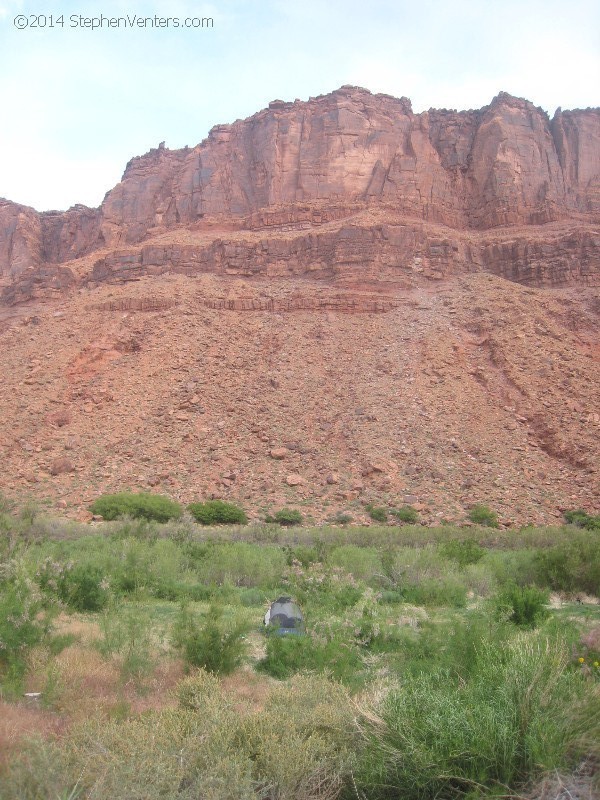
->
[552,107,600,212]
[467,94,566,227]
[40,206,103,264]
[0,201,102,278]
[99,145,191,247]
[0,200,43,277]
[0,87,598,281]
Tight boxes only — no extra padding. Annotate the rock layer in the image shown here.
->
[3,217,597,306]
[87,222,599,288]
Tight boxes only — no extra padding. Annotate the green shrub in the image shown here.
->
[534,535,600,594]
[239,675,356,798]
[6,672,355,800]
[19,500,41,526]
[267,508,303,527]
[111,540,155,594]
[110,516,159,541]
[172,604,247,675]
[0,581,50,690]
[258,634,311,680]
[38,558,111,611]
[258,632,363,686]
[353,605,393,651]
[101,537,183,598]
[401,579,467,608]
[468,503,499,527]
[329,584,364,612]
[355,633,595,798]
[329,545,381,581]
[328,511,353,525]
[487,548,538,589]
[564,509,600,531]
[440,538,486,567]
[391,614,508,681]
[2,738,72,800]
[176,668,224,711]
[6,705,252,800]
[90,492,182,522]
[284,544,321,568]
[187,500,248,525]
[284,559,361,611]
[493,583,550,628]
[238,587,267,606]
[95,603,154,681]
[376,546,468,607]
[366,504,387,523]
[195,542,285,588]
[59,563,110,611]
[390,506,419,524]
[379,589,405,604]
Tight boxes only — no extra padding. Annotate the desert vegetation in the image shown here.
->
[0,493,598,799]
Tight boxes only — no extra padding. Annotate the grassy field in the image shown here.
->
[0,500,599,799]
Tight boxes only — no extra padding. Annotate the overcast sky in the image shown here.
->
[1,0,598,211]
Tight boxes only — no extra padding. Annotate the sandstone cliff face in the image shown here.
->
[99,89,599,240]
[1,87,598,283]
[0,200,43,277]
[40,205,103,264]
[0,200,102,280]
[552,107,600,211]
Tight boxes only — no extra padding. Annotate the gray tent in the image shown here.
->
[264,596,305,635]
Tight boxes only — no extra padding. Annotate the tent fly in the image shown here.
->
[264,596,305,635]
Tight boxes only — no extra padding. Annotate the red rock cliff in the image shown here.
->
[0,87,598,280]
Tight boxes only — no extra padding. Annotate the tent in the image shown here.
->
[264,596,305,635]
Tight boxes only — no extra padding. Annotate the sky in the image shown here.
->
[0,0,598,212]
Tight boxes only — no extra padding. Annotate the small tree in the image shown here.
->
[59,564,110,612]
[0,579,52,691]
[440,539,485,567]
